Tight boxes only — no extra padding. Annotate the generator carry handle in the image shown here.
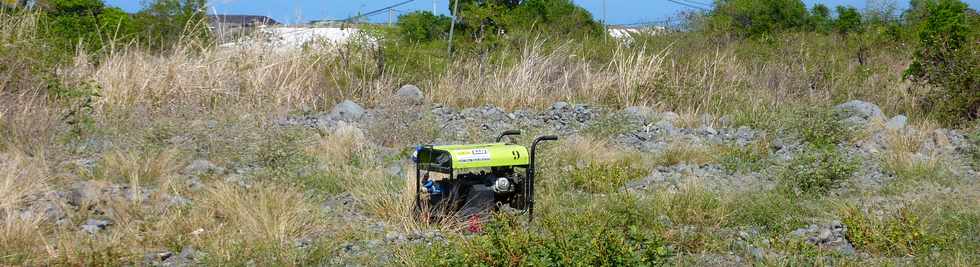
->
[496,130,522,142]
[526,135,558,222]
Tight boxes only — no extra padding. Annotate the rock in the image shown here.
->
[185,177,205,192]
[395,84,424,103]
[654,120,677,136]
[384,232,407,243]
[840,116,869,128]
[81,218,111,234]
[622,106,657,122]
[834,100,885,121]
[144,251,174,265]
[551,101,569,110]
[885,115,908,130]
[183,160,224,176]
[659,112,680,122]
[701,126,718,136]
[788,221,855,255]
[166,195,192,207]
[159,246,199,266]
[329,100,365,122]
[68,181,104,206]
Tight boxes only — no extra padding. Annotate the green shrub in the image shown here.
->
[40,0,139,56]
[709,0,809,37]
[394,11,451,42]
[727,191,809,233]
[48,80,101,140]
[133,0,210,50]
[778,145,856,196]
[785,107,851,148]
[833,6,863,35]
[808,4,832,33]
[904,0,979,124]
[717,141,770,173]
[840,201,978,257]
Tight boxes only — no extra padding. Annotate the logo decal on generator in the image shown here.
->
[456,149,491,162]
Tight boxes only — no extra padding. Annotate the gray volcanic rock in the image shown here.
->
[885,115,908,130]
[395,84,424,103]
[330,100,366,122]
[834,100,884,121]
[789,221,856,255]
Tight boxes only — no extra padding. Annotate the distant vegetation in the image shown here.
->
[1,0,979,265]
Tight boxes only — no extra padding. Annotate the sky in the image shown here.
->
[104,0,980,25]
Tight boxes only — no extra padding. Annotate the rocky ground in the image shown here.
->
[5,85,978,265]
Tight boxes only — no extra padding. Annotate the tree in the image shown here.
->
[709,0,809,37]
[40,0,138,54]
[904,0,979,123]
[396,11,452,42]
[134,0,209,49]
[809,4,832,33]
[833,6,862,35]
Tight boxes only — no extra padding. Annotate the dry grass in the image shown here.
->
[0,151,52,263]
[430,41,667,108]
[193,182,321,262]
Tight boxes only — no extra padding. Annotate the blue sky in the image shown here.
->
[104,0,980,25]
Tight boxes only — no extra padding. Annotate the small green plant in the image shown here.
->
[566,160,644,193]
[785,107,851,148]
[727,191,809,233]
[717,140,771,173]
[48,80,101,141]
[778,145,857,196]
[840,203,955,257]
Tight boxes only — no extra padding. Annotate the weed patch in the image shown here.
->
[566,160,645,193]
[779,145,857,196]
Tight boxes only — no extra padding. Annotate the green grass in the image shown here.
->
[840,198,979,258]
[566,160,645,193]
[778,145,858,196]
[726,191,811,234]
[717,140,771,173]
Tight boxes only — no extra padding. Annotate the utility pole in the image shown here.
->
[433,0,437,14]
[447,0,460,57]
[388,9,393,26]
[602,0,607,25]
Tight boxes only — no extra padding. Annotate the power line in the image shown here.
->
[665,0,709,10]
[678,0,712,7]
[342,0,415,22]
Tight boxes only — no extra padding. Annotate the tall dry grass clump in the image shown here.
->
[0,151,52,263]
[430,41,668,108]
[194,182,320,262]
[0,11,47,96]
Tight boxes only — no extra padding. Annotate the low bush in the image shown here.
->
[904,0,979,124]
[840,199,978,257]
[778,145,857,196]
[717,138,771,173]
[727,191,809,233]
[786,107,852,148]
